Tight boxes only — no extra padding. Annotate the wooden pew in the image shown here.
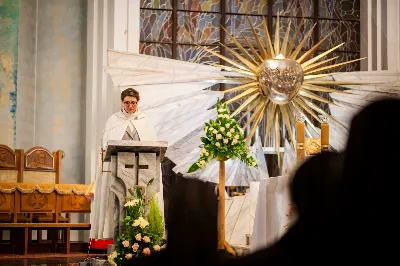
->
[0,182,91,254]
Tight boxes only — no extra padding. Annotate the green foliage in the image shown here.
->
[146,195,165,244]
[108,188,166,265]
[187,99,258,173]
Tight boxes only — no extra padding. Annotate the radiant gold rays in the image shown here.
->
[201,16,370,150]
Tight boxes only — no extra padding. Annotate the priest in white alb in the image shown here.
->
[90,88,163,241]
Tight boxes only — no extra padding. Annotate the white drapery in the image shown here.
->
[251,176,291,252]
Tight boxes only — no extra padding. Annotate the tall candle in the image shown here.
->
[321,117,329,152]
[296,116,305,161]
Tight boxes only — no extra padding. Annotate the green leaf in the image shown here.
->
[201,137,210,144]
[188,163,199,173]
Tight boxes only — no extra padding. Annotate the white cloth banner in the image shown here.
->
[251,175,291,252]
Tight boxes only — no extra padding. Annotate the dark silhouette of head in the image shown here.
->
[338,99,400,258]
[342,98,400,204]
[166,178,218,265]
[290,151,344,225]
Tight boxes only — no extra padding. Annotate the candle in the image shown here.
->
[296,115,305,161]
[321,117,329,152]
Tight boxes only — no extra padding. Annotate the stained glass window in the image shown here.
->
[225,15,265,46]
[140,9,173,42]
[177,12,221,45]
[139,0,360,70]
[177,45,220,63]
[319,0,360,20]
[272,0,314,17]
[140,0,173,9]
[225,0,268,15]
[177,0,221,12]
[319,20,360,51]
[140,43,173,58]
[271,17,315,50]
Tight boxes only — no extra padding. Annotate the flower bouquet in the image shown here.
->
[187,99,257,255]
[188,99,258,173]
[108,187,166,265]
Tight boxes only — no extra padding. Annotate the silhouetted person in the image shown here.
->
[127,178,219,266]
[332,99,400,263]
[224,152,344,266]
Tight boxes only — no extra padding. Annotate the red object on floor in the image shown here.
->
[89,238,114,249]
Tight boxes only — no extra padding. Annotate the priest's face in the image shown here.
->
[123,96,138,114]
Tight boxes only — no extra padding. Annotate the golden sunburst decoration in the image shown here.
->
[197,15,379,158]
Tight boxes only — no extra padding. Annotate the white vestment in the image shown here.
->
[90,109,163,239]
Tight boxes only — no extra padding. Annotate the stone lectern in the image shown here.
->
[104,140,168,241]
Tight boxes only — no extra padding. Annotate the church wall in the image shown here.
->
[16,0,37,150]
[34,0,87,187]
[0,0,20,148]
[33,0,87,241]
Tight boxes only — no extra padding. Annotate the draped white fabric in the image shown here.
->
[251,176,291,252]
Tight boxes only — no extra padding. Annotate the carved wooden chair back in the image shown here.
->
[23,147,63,184]
[0,144,23,183]
[0,145,25,242]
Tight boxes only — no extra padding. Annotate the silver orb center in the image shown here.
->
[258,58,304,105]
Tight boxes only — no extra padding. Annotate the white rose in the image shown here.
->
[216,134,222,139]
[223,139,229,144]
[220,127,225,132]
[125,253,133,260]
[239,127,244,133]
[227,132,232,137]
[133,219,140,227]
[215,142,220,147]
[200,160,205,165]
[232,139,238,145]
[252,161,257,166]
[213,129,218,134]
[218,114,223,118]
[204,151,209,156]
[224,114,230,118]
[230,128,235,133]
[234,135,239,139]
[209,127,214,131]
[218,108,225,113]
[225,123,230,128]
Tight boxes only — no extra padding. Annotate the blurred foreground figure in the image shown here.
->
[333,99,400,263]
[223,152,344,266]
[125,178,219,266]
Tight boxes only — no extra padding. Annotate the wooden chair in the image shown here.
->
[296,116,329,162]
[0,145,28,243]
[23,147,68,243]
